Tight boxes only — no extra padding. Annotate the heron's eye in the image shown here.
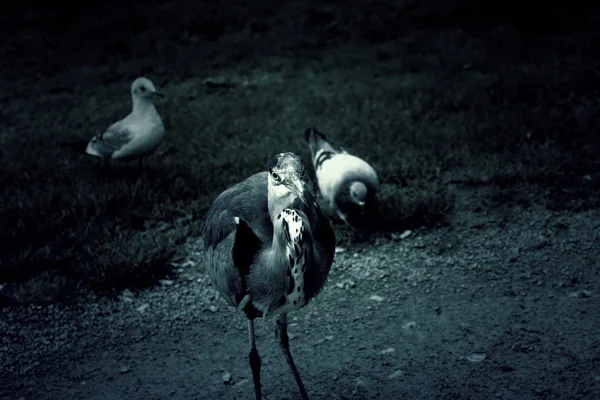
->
[300,168,306,178]
[140,86,146,92]
[271,172,280,182]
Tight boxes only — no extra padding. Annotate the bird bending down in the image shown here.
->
[202,152,336,400]
[305,127,379,228]
[62,77,165,167]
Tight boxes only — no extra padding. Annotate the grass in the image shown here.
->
[2,0,600,304]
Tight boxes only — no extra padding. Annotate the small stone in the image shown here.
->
[222,372,232,385]
[399,230,412,239]
[370,295,384,302]
[209,305,218,313]
[387,370,403,379]
[467,353,486,362]
[402,321,417,330]
[119,295,133,303]
[335,247,346,253]
[160,279,175,286]
[120,366,131,374]
[233,379,249,389]
[181,260,196,268]
[381,347,395,355]
[316,335,334,345]
[569,290,593,298]
[136,304,149,313]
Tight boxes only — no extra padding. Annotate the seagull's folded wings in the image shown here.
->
[90,123,134,156]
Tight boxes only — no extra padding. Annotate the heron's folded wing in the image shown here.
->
[202,172,272,309]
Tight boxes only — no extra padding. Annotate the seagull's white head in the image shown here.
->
[349,181,368,208]
[267,152,307,220]
[131,77,164,101]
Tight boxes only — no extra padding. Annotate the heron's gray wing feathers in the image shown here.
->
[88,123,133,157]
[203,172,272,248]
[202,172,272,308]
[311,201,336,277]
[232,219,263,276]
[231,218,264,318]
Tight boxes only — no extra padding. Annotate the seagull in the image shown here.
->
[62,77,165,166]
[305,127,379,228]
[202,152,336,400]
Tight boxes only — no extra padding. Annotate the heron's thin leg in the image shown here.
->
[248,319,262,400]
[275,313,310,400]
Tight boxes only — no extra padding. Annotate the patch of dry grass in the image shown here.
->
[2,0,600,303]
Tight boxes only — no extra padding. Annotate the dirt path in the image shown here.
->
[2,202,600,400]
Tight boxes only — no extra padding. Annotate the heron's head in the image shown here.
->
[131,77,164,101]
[266,152,307,217]
[349,181,368,208]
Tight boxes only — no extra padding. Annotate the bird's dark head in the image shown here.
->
[349,181,368,208]
[266,152,308,218]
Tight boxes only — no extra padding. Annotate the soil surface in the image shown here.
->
[2,2,600,398]
[2,193,599,400]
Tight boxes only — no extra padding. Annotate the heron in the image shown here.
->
[305,127,379,228]
[62,76,165,167]
[202,152,336,400]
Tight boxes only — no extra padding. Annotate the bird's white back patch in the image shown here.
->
[315,153,378,203]
[314,149,338,170]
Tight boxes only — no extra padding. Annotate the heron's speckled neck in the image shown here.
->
[268,183,300,223]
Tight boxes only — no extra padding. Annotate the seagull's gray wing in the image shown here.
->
[86,122,133,158]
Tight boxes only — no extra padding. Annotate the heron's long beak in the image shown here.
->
[287,179,306,203]
[152,91,165,98]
